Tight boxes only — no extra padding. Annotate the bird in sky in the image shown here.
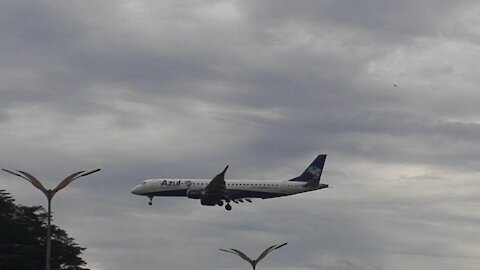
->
[220,243,287,270]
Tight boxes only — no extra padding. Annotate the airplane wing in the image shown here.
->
[204,165,229,199]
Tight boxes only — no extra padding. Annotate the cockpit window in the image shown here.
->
[142,181,147,185]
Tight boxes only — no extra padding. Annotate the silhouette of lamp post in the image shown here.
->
[220,243,287,270]
[2,168,101,270]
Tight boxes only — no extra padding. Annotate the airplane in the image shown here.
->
[130,154,328,211]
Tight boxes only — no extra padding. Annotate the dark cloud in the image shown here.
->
[1,1,480,269]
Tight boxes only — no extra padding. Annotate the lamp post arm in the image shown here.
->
[219,249,237,255]
[256,243,287,262]
[17,170,49,194]
[2,169,49,194]
[52,169,101,193]
[228,249,255,263]
[2,169,29,180]
[52,171,85,193]
[79,168,101,178]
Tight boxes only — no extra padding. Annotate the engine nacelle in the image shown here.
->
[200,197,218,206]
[187,189,220,206]
[186,189,203,199]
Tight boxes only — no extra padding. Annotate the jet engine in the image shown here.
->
[186,189,203,199]
[200,197,218,206]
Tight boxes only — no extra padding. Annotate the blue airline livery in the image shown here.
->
[131,154,328,211]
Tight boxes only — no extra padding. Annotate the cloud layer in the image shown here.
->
[1,1,480,269]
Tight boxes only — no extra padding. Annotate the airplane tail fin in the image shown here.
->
[289,154,327,185]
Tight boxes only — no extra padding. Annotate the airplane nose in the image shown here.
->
[131,185,142,195]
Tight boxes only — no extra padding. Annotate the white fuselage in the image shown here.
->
[131,178,327,199]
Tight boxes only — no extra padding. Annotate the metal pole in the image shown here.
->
[46,195,52,270]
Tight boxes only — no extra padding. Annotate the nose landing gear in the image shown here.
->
[148,196,153,205]
[225,203,232,211]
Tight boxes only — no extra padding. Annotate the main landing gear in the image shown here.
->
[148,196,153,205]
[217,200,231,210]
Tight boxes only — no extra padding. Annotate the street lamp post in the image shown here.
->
[220,243,287,270]
[2,168,101,270]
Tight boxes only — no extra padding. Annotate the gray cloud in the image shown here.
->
[1,0,480,269]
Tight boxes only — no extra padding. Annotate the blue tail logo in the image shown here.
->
[307,165,322,175]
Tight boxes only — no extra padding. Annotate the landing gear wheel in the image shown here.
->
[218,201,224,207]
[148,196,153,205]
[225,204,232,211]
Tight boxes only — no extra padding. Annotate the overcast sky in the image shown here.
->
[1,1,480,269]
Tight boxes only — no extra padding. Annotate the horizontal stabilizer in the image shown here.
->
[303,173,321,188]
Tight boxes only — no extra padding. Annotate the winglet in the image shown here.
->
[221,165,229,175]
